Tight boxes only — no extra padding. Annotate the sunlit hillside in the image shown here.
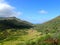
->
[0,16,60,45]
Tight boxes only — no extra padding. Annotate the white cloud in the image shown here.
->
[39,10,48,14]
[0,0,22,17]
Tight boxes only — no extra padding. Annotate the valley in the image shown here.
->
[0,16,60,45]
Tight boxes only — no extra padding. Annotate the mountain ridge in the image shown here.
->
[35,16,60,33]
[0,17,34,30]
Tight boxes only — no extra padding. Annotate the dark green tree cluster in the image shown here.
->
[0,17,34,30]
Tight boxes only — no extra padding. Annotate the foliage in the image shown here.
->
[0,16,60,45]
[0,17,34,30]
[34,16,60,33]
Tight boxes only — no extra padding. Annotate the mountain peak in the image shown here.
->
[0,17,33,30]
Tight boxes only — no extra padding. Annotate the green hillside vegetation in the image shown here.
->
[0,17,33,30]
[0,16,60,45]
[34,16,60,33]
[0,17,33,41]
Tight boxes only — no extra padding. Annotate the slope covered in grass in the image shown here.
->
[0,17,33,30]
[0,17,34,43]
[1,29,60,45]
[0,16,60,45]
[0,29,42,45]
[34,16,60,33]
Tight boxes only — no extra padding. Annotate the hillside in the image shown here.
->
[0,17,34,42]
[34,16,60,33]
[0,17,34,30]
[0,16,60,45]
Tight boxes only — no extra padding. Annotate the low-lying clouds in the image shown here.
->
[39,10,48,14]
[0,0,21,17]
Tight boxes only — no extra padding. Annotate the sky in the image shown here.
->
[0,0,60,24]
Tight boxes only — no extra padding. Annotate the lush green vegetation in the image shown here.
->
[0,16,60,45]
[34,16,60,33]
[0,17,33,30]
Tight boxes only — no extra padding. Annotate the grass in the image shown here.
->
[0,29,60,45]
[0,29,43,45]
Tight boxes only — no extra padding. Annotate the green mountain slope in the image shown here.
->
[0,17,34,30]
[0,16,60,45]
[35,16,60,33]
[0,17,34,41]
